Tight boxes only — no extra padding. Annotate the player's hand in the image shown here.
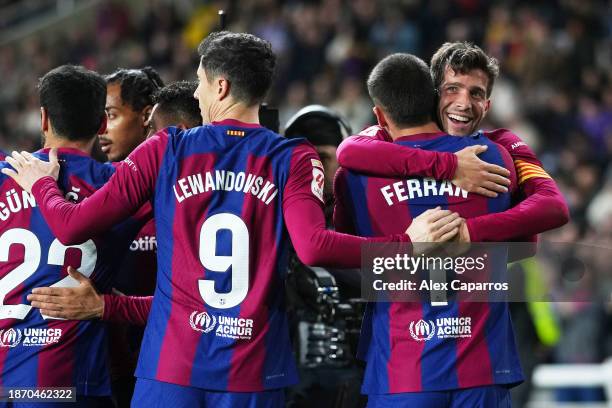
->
[442,219,472,257]
[406,207,462,243]
[456,219,471,243]
[27,266,104,320]
[452,145,510,198]
[2,149,60,192]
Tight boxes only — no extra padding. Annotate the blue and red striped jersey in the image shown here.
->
[0,148,142,395]
[29,120,409,392]
[334,132,524,394]
[135,123,311,391]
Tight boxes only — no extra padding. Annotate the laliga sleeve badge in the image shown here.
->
[311,166,325,203]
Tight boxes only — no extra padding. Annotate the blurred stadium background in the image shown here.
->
[0,0,610,407]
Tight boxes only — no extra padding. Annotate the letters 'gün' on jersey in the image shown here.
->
[0,149,143,395]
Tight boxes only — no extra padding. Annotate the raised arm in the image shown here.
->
[284,144,465,267]
[337,126,569,242]
[466,129,569,242]
[4,131,168,244]
[333,166,463,252]
[283,143,411,268]
[336,125,511,197]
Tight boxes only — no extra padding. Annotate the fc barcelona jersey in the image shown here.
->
[334,132,524,394]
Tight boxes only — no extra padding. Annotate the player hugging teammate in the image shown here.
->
[0,32,568,408]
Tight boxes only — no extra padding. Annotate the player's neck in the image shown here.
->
[387,121,441,141]
[210,102,260,125]
[43,132,95,155]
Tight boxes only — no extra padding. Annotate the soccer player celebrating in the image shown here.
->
[334,53,521,407]
[93,66,164,407]
[336,42,569,241]
[0,65,144,407]
[26,81,204,326]
[3,32,442,407]
[25,80,202,407]
[99,67,164,162]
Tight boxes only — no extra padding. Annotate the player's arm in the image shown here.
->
[27,267,151,325]
[334,165,462,251]
[3,131,168,244]
[284,143,408,268]
[336,125,511,197]
[102,294,151,326]
[466,130,569,242]
[332,167,356,234]
[284,144,461,268]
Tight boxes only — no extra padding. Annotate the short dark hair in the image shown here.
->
[197,31,276,106]
[154,81,201,128]
[105,66,164,111]
[39,65,106,141]
[431,42,499,97]
[367,53,435,127]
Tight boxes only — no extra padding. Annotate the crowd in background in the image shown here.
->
[0,0,610,402]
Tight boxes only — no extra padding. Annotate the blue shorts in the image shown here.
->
[367,385,511,408]
[131,378,285,408]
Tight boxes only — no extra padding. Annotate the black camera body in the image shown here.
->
[288,260,364,369]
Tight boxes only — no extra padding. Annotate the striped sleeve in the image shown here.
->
[467,129,569,242]
[31,130,167,244]
[514,159,552,184]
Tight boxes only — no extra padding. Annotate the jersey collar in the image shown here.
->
[211,119,262,128]
[37,147,90,157]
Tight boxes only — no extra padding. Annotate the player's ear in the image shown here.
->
[142,105,153,127]
[40,107,49,132]
[373,106,388,128]
[97,114,107,135]
[218,77,230,101]
[483,99,491,116]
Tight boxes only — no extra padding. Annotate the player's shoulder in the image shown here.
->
[468,131,507,150]
[355,125,392,141]
[57,151,116,187]
[482,128,539,162]
[0,159,12,186]
[465,132,514,168]
[171,123,290,145]
[482,128,527,150]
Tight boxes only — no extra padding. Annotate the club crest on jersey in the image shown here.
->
[0,328,22,347]
[409,317,472,341]
[189,311,217,333]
